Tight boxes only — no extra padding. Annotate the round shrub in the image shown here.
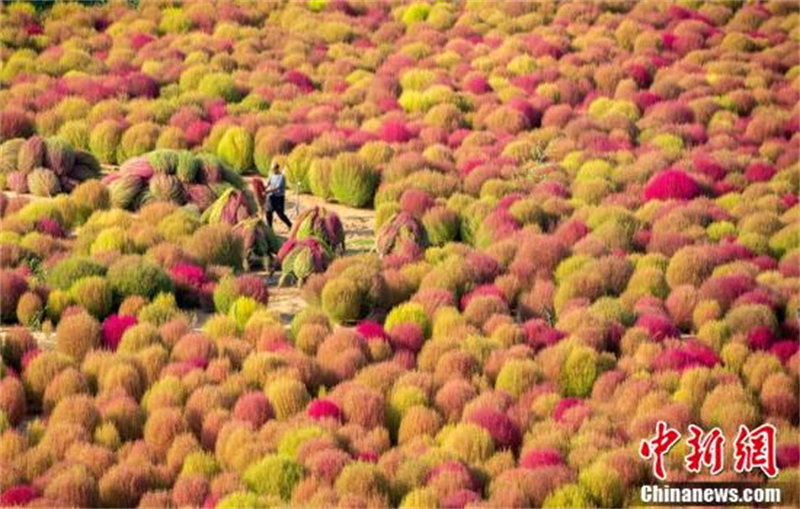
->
[243,455,303,500]
[308,157,333,199]
[43,464,99,508]
[98,462,160,508]
[441,423,495,464]
[335,462,389,499]
[385,302,430,338]
[89,120,124,165]
[197,73,242,102]
[423,206,460,246]
[217,126,254,174]
[117,322,162,354]
[1,270,28,323]
[43,367,91,413]
[0,376,26,426]
[144,407,187,460]
[71,180,111,222]
[69,276,114,319]
[46,257,106,291]
[266,377,310,420]
[543,483,594,509]
[185,225,244,269]
[106,255,172,299]
[44,137,76,175]
[117,122,160,163]
[665,246,715,288]
[495,359,540,398]
[56,311,102,362]
[578,460,624,507]
[560,346,599,397]
[1,327,36,369]
[27,168,60,197]
[329,153,379,208]
[321,278,363,324]
[233,391,273,428]
[16,291,43,327]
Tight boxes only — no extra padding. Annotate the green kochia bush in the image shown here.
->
[217,126,254,174]
[69,276,114,319]
[185,224,244,269]
[89,120,124,165]
[46,257,107,290]
[329,153,379,208]
[107,255,172,299]
[560,345,599,397]
[242,454,303,500]
[266,377,310,420]
[385,302,430,337]
[495,359,540,398]
[579,460,624,507]
[440,423,494,464]
[321,277,363,324]
[285,144,314,192]
[198,73,242,102]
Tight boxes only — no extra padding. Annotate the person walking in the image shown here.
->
[264,161,292,229]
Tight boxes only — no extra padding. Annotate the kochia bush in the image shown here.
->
[329,153,379,208]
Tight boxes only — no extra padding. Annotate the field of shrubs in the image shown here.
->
[0,1,798,508]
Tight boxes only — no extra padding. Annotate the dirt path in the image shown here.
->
[260,193,376,325]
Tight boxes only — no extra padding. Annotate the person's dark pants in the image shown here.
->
[267,194,292,229]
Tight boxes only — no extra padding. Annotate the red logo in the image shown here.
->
[733,424,778,478]
[684,424,725,475]
[640,422,779,481]
[639,421,682,481]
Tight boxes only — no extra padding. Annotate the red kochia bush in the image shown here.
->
[379,119,413,143]
[355,320,389,342]
[232,391,273,428]
[307,398,342,421]
[634,313,680,341]
[522,319,566,351]
[101,314,138,351]
[552,397,582,422]
[520,448,564,469]
[652,341,719,371]
[644,170,704,201]
[1,270,28,323]
[777,444,799,469]
[400,189,436,217]
[388,323,424,352]
[465,407,522,452]
[744,161,776,182]
[427,460,480,493]
[0,485,39,507]
[235,275,269,305]
[460,284,506,311]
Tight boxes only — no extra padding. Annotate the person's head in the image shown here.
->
[271,162,281,174]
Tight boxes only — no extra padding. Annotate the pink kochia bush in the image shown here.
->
[652,341,719,371]
[0,485,39,507]
[170,263,212,309]
[307,398,342,421]
[520,448,564,470]
[101,314,138,351]
[635,313,680,341]
[644,169,704,201]
[465,407,522,452]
